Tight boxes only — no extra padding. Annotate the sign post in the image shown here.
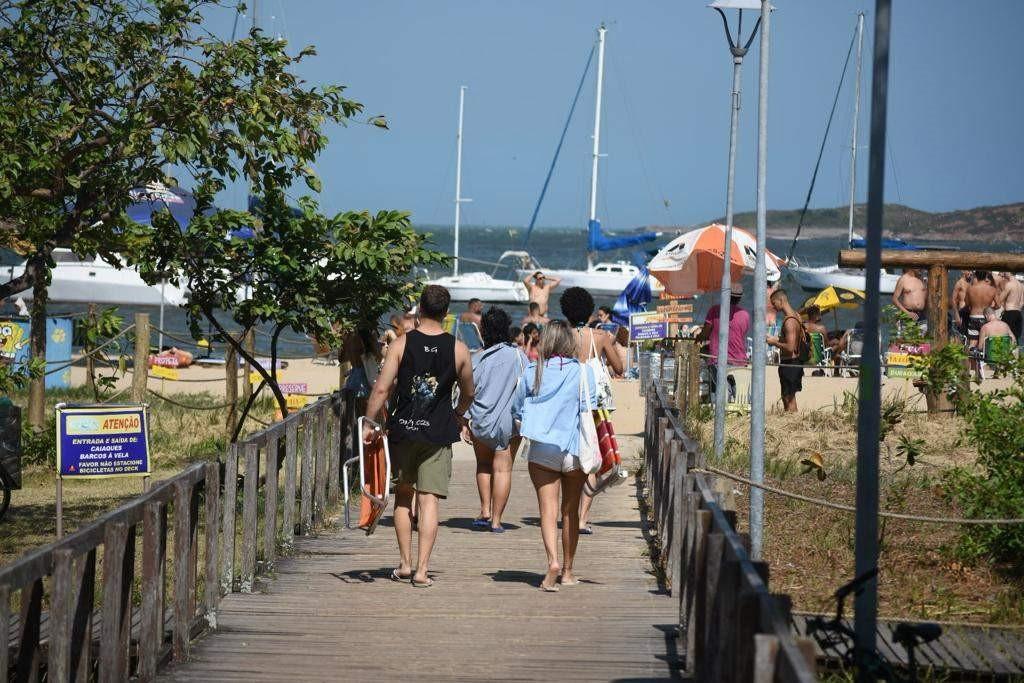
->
[55,403,151,538]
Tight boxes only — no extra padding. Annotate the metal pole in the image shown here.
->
[749,0,771,561]
[587,24,607,270]
[847,12,866,246]
[854,0,890,678]
[713,54,745,462]
[453,85,466,276]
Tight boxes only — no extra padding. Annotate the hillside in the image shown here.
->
[659,202,1024,244]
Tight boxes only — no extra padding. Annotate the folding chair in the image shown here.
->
[838,329,865,377]
[343,417,391,536]
[977,335,1014,381]
[808,332,832,374]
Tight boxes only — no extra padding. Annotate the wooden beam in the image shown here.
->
[839,249,1024,272]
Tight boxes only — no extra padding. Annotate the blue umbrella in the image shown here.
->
[611,266,653,327]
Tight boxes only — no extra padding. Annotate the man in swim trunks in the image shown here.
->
[964,270,999,349]
[892,267,928,333]
[523,271,562,317]
[950,271,973,335]
[997,272,1023,342]
[459,298,483,325]
[767,289,804,412]
[520,301,549,327]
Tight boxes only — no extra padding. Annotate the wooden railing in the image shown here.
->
[643,375,818,682]
[1,392,354,682]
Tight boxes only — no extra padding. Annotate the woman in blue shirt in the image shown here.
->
[465,307,528,533]
[512,320,597,591]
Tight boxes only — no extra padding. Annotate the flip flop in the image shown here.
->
[411,577,434,588]
[472,516,491,529]
[490,524,506,534]
[390,568,411,582]
[579,525,593,535]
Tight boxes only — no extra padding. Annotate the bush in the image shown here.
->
[942,351,1024,568]
[21,416,56,468]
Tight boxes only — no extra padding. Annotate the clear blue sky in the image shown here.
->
[205,1,1023,230]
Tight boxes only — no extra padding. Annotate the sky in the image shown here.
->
[204,1,1024,230]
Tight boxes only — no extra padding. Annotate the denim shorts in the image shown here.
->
[526,440,581,473]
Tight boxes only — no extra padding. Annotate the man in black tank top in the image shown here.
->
[363,285,475,587]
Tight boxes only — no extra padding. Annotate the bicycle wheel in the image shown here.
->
[0,466,10,522]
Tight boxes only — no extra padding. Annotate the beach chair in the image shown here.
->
[442,313,456,334]
[343,417,391,536]
[808,332,832,373]
[725,366,752,415]
[977,335,1015,381]
[456,321,484,351]
[838,328,865,377]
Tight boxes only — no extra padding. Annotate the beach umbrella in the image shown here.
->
[647,223,782,296]
[611,266,654,327]
[801,285,865,314]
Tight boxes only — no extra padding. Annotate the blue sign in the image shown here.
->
[629,312,668,342]
[56,405,151,478]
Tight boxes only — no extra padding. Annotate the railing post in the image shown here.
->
[327,396,343,505]
[263,435,279,570]
[685,340,700,423]
[140,501,166,680]
[220,444,239,594]
[132,312,150,403]
[282,419,299,548]
[48,549,73,681]
[736,562,770,682]
[172,481,194,663]
[100,521,134,682]
[16,578,43,681]
[300,412,315,534]
[699,530,725,682]
[314,403,328,527]
[669,438,685,598]
[240,442,259,592]
[204,461,221,626]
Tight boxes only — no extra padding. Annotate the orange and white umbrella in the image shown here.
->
[648,223,782,296]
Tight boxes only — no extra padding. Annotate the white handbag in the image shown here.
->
[584,331,615,411]
[577,363,601,474]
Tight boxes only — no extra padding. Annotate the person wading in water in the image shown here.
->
[363,285,475,587]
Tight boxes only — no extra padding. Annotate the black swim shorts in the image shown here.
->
[778,357,803,396]
[1002,310,1023,340]
[967,315,985,339]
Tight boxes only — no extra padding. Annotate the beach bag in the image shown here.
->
[353,417,391,536]
[577,364,601,475]
[584,331,616,411]
[585,407,627,497]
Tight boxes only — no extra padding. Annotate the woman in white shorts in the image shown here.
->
[512,320,597,591]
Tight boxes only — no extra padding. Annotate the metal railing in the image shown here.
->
[644,378,818,682]
[1,391,353,682]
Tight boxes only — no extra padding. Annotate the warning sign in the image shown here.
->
[57,405,151,478]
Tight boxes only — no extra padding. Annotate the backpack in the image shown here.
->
[785,316,812,364]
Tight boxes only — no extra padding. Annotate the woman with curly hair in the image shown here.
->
[465,307,528,532]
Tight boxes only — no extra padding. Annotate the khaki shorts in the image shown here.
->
[391,439,453,498]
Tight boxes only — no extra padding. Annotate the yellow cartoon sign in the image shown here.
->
[0,321,28,361]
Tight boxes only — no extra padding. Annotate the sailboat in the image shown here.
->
[501,24,663,298]
[428,87,529,303]
[786,13,904,295]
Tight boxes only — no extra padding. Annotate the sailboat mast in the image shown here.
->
[847,12,865,247]
[587,24,606,269]
[453,85,467,276]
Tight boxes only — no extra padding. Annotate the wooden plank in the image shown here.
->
[70,549,95,683]
[48,549,73,682]
[240,442,260,593]
[204,461,221,623]
[314,405,328,527]
[99,521,134,683]
[140,501,165,681]
[713,557,740,681]
[954,624,1019,675]
[838,248,1024,272]
[687,508,712,677]
[282,420,298,548]
[173,481,193,662]
[753,633,779,683]
[326,398,342,506]
[16,577,43,682]
[701,531,726,681]
[220,443,239,594]
[262,435,279,571]
[299,413,314,535]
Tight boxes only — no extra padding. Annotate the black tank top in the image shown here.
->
[388,329,460,445]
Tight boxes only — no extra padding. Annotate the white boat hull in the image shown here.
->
[428,272,529,303]
[5,253,188,307]
[787,263,900,295]
[515,265,664,298]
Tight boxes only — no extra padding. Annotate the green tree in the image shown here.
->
[131,188,446,435]
[0,0,357,426]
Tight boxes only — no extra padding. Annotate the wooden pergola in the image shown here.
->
[838,249,1024,343]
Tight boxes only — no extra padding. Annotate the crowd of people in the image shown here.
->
[356,274,627,591]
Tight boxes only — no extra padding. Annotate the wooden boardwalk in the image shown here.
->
[158,438,683,682]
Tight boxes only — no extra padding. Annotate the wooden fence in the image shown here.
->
[1,391,354,682]
[644,375,818,682]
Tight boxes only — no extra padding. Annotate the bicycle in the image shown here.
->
[806,568,942,681]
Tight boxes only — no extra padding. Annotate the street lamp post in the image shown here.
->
[708,1,763,466]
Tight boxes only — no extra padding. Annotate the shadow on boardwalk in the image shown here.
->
[159,439,684,682]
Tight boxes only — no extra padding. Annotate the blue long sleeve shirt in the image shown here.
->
[512,357,597,455]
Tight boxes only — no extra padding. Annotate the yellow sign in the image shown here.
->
[0,321,28,361]
[286,394,310,410]
[886,352,912,366]
[250,371,286,385]
[151,365,179,381]
[656,303,694,314]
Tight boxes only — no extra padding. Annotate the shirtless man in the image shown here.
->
[803,305,828,336]
[964,270,999,348]
[459,298,483,325]
[997,272,1023,341]
[767,289,804,412]
[950,271,974,334]
[520,302,549,327]
[892,267,928,332]
[523,271,562,317]
[978,307,1016,350]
